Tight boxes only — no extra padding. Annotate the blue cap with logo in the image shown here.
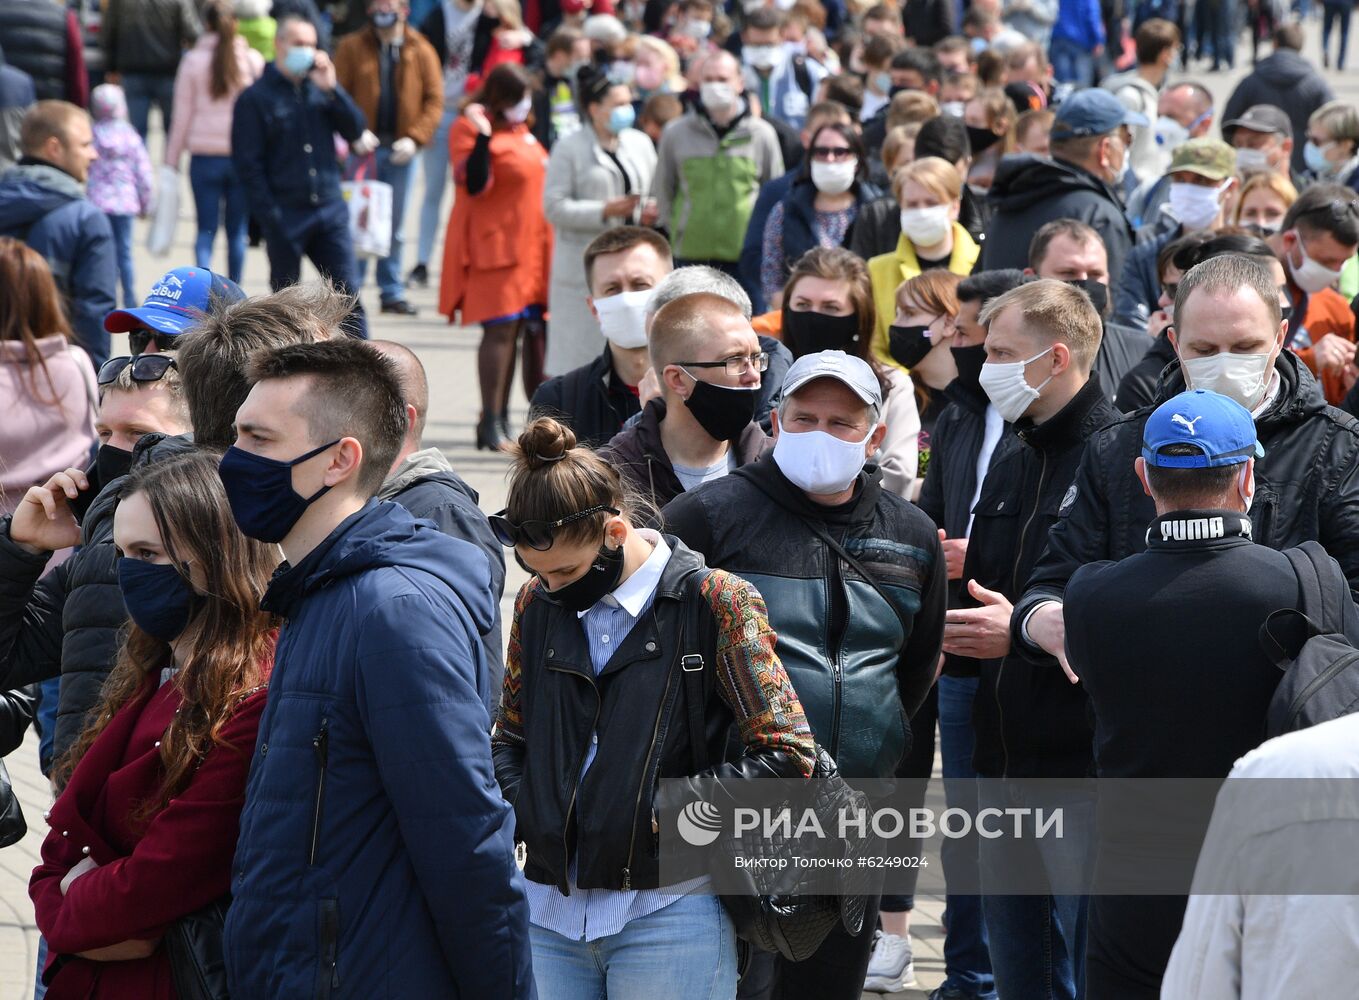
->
[1142,389,1265,468]
[1050,88,1150,141]
[104,267,246,336]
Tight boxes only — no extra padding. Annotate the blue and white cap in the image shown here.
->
[1142,389,1265,468]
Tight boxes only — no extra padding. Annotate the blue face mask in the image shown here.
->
[283,45,316,78]
[1304,140,1334,175]
[608,104,636,134]
[217,440,340,543]
[118,558,197,642]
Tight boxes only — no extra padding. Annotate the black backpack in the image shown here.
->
[1259,541,1359,737]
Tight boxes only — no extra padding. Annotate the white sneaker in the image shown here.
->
[863,931,917,992]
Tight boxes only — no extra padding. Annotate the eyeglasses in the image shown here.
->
[810,145,856,162]
[127,327,179,355]
[97,354,178,386]
[676,352,770,377]
[490,505,620,551]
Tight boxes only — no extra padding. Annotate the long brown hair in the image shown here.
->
[468,63,533,124]
[59,451,279,813]
[205,0,244,100]
[0,236,74,403]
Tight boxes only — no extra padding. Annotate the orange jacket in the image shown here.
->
[1291,286,1356,406]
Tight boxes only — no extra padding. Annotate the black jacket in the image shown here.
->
[904,0,954,45]
[599,398,770,511]
[1115,333,1177,414]
[491,537,812,892]
[1097,321,1152,409]
[916,377,1008,679]
[1222,50,1335,175]
[1014,352,1359,662]
[530,347,641,449]
[966,375,1118,778]
[982,154,1135,285]
[101,0,199,75]
[0,0,79,102]
[663,456,948,779]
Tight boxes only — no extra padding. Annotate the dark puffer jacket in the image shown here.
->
[0,0,86,103]
[530,347,641,449]
[100,0,200,75]
[1014,351,1359,663]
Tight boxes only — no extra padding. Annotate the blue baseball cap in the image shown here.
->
[1142,389,1265,468]
[104,267,246,336]
[1050,89,1150,142]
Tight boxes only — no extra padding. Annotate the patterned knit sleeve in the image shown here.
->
[491,579,537,748]
[702,569,816,778]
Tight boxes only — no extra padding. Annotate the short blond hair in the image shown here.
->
[979,278,1103,370]
[887,90,940,131]
[20,100,88,157]
[881,124,918,172]
[892,155,962,204]
[649,292,747,369]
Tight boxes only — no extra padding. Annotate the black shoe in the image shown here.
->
[407,263,429,288]
[476,414,511,452]
[499,410,512,443]
[380,299,419,316]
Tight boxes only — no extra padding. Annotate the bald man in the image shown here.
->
[371,339,506,705]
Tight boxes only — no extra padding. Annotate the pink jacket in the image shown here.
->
[164,34,265,165]
[0,336,97,518]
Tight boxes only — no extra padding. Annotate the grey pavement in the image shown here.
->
[2,21,1357,998]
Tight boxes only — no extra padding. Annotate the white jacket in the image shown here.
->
[1102,70,1161,184]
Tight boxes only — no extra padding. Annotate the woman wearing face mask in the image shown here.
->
[440,63,553,451]
[29,450,277,1000]
[1304,101,1359,191]
[544,65,658,377]
[633,36,684,100]
[760,123,881,307]
[868,157,979,366]
[961,87,1014,192]
[490,416,815,1000]
[781,247,921,496]
[1231,171,1297,238]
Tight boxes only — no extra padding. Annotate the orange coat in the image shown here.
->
[439,116,553,326]
[1291,286,1356,406]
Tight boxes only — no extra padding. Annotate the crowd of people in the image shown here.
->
[3,0,1359,998]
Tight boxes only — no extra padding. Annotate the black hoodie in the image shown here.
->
[1222,50,1335,175]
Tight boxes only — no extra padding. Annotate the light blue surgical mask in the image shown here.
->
[283,45,316,78]
[1304,140,1335,175]
[608,104,636,134]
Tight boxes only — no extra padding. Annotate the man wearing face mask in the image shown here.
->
[232,16,370,336]
[663,349,947,1000]
[1113,138,1237,338]
[600,291,770,509]
[531,227,674,447]
[1263,183,1359,407]
[739,6,827,131]
[1124,82,1216,231]
[1014,253,1359,688]
[982,88,1142,284]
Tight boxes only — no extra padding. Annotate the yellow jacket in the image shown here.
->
[868,223,981,370]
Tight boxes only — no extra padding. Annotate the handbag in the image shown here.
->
[0,759,26,848]
[165,897,230,1000]
[341,156,393,259]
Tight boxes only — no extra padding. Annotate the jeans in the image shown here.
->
[106,213,136,307]
[882,683,939,913]
[978,781,1096,1000]
[188,155,249,284]
[937,676,995,998]
[1324,2,1352,66]
[416,106,457,268]
[529,893,738,1000]
[121,71,177,140]
[349,147,414,303]
[1049,36,1095,85]
[264,199,369,338]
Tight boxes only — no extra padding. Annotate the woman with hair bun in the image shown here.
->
[490,416,815,998]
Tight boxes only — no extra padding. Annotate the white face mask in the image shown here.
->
[1288,232,1345,294]
[700,81,737,114]
[978,346,1053,423]
[1235,147,1270,173]
[899,205,951,247]
[742,44,781,70]
[810,158,857,195]
[503,94,532,123]
[1239,467,1254,514]
[1181,351,1273,411]
[773,424,875,494]
[1167,180,1227,231]
[1154,115,1189,153]
[593,288,652,349]
[941,100,966,118]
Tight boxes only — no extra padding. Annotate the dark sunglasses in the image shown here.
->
[97,354,177,386]
[128,328,179,354]
[490,505,619,551]
[809,145,856,161]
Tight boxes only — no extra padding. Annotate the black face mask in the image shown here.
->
[549,540,626,613]
[681,374,759,441]
[784,310,860,357]
[888,324,934,369]
[965,124,1001,155]
[950,343,987,392]
[72,443,135,522]
[1067,278,1110,317]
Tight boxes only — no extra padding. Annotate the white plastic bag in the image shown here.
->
[341,160,392,259]
[147,164,179,257]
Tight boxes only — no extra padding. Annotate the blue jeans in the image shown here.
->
[1049,36,1095,85]
[978,781,1095,1000]
[264,199,368,338]
[121,72,177,141]
[349,147,414,302]
[416,106,457,268]
[529,893,738,1000]
[188,154,249,284]
[937,676,996,998]
[106,213,136,307]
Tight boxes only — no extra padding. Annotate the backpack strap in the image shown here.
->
[682,571,714,775]
[792,55,814,100]
[1292,542,1345,636]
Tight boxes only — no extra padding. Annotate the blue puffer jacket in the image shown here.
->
[224,501,535,1000]
[0,160,115,367]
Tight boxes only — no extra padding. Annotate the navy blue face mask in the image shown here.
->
[118,558,198,642]
[217,440,341,543]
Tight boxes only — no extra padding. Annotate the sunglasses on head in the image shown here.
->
[97,354,177,386]
[128,328,180,354]
[490,505,619,551]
